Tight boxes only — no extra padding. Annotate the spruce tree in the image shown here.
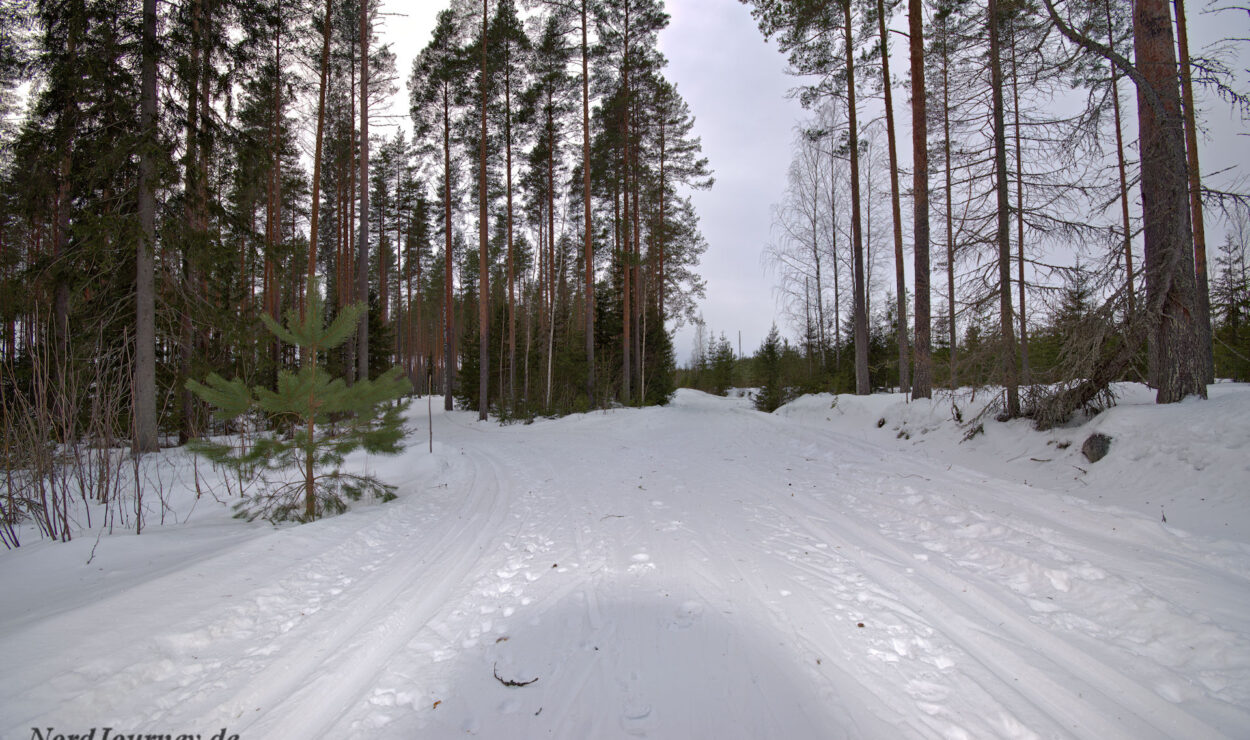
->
[754,324,787,413]
[708,333,736,396]
[187,284,411,523]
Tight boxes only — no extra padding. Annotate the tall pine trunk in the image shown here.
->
[877,0,910,393]
[505,44,517,410]
[631,120,643,400]
[478,0,490,420]
[134,0,159,453]
[909,0,932,399]
[620,14,633,406]
[1106,0,1135,317]
[1010,25,1029,386]
[829,139,841,368]
[443,84,454,411]
[357,0,371,382]
[940,9,957,389]
[301,0,333,521]
[582,1,595,406]
[345,46,358,382]
[809,152,826,364]
[546,121,557,409]
[179,0,203,445]
[1173,0,1213,383]
[265,10,280,385]
[621,109,632,404]
[843,1,870,395]
[1135,0,1206,402]
[989,0,1020,417]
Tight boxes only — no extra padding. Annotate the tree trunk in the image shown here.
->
[547,119,557,409]
[505,46,517,410]
[307,0,330,293]
[1173,0,1213,383]
[1135,0,1206,402]
[345,46,358,383]
[909,0,932,399]
[809,150,826,365]
[620,14,633,406]
[940,10,957,389]
[302,0,334,521]
[621,111,632,405]
[357,0,371,382]
[1010,24,1030,386]
[877,0,910,394]
[989,0,1020,416]
[658,115,668,327]
[266,15,281,384]
[478,0,490,420]
[179,0,202,445]
[843,2,870,395]
[631,122,643,401]
[582,1,595,406]
[1106,0,1135,318]
[443,84,454,411]
[134,0,159,453]
[830,137,841,368]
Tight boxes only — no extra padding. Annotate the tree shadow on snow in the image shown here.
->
[400,592,892,739]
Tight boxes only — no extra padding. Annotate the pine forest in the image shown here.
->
[3,0,1250,736]
[0,0,1245,521]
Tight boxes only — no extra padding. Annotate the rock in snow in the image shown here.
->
[1082,432,1113,463]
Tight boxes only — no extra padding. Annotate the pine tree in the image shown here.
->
[754,324,788,412]
[187,284,411,523]
[908,0,932,399]
[410,10,467,412]
[133,0,159,453]
[708,332,736,396]
[641,302,676,405]
[1213,227,1250,380]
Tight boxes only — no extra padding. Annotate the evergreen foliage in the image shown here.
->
[754,325,789,412]
[707,333,737,396]
[187,285,411,523]
[1213,229,1250,381]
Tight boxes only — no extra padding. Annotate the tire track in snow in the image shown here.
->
[203,450,511,738]
[769,411,1250,732]
[784,487,1234,739]
[683,405,1240,738]
[681,427,1044,739]
[2,457,463,733]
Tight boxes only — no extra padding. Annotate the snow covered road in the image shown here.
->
[3,389,1249,739]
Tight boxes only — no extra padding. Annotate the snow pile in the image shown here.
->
[2,384,1249,739]
[776,383,1250,542]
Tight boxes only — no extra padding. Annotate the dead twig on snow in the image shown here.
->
[494,663,538,687]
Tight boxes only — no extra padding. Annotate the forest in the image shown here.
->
[0,0,1247,535]
[678,0,1249,421]
[0,0,716,532]
[4,2,1250,733]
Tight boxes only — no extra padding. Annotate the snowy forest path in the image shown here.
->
[215,449,514,739]
[3,390,1249,739]
[0,437,513,738]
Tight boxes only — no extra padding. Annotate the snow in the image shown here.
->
[3,384,1249,739]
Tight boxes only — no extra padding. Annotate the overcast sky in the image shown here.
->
[379,1,1248,364]
[379,0,804,362]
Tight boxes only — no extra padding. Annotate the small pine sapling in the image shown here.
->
[754,325,789,413]
[187,284,411,522]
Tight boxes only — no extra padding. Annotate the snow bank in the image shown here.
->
[776,383,1250,544]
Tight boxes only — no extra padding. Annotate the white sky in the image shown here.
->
[378,1,1248,364]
